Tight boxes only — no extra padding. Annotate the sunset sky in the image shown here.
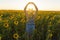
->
[0,0,60,11]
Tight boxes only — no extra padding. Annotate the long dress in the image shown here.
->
[26,15,35,35]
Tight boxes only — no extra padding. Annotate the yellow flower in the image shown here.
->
[50,15,56,20]
[14,21,19,25]
[0,14,3,17]
[9,15,14,20]
[20,18,25,23]
[13,33,19,39]
[3,23,9,28]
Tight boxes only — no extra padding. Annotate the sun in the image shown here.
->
[26,4,36,11]
[24,2,38,15]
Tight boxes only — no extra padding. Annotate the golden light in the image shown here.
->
[26,4,36,11]
[24,2,38,18]
[26,4,36,15]
[27,8,34,15]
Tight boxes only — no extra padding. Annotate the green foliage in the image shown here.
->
[0,10,60,40]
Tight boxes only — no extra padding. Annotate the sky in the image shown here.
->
[0,0,60,11]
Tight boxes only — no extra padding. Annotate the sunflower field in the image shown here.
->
[0,10,60,40]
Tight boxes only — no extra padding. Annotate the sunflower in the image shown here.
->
[50,15,56,21]
[20,18,25,23]
[3,23,9,28]
[18,13,21,17]
[0,14,3,17]
[13,33,19,39]
[14,21,19,25]
[9,15,14,20]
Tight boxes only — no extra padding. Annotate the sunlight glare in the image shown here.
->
[26,4,36,11]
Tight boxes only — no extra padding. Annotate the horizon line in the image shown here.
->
[0,9,60,11]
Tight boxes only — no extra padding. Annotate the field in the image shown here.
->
[0,10,60,40]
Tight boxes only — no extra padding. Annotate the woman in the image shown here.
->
[24,2,38,40]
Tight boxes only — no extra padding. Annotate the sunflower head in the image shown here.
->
[20,18,26,23]
[13,33,19,39]
[3,23,9,28]
[9,15,15,20]
[14,21,19,26]
[0,14,3,17]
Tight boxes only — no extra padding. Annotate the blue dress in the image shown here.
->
[26,17,35,35]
